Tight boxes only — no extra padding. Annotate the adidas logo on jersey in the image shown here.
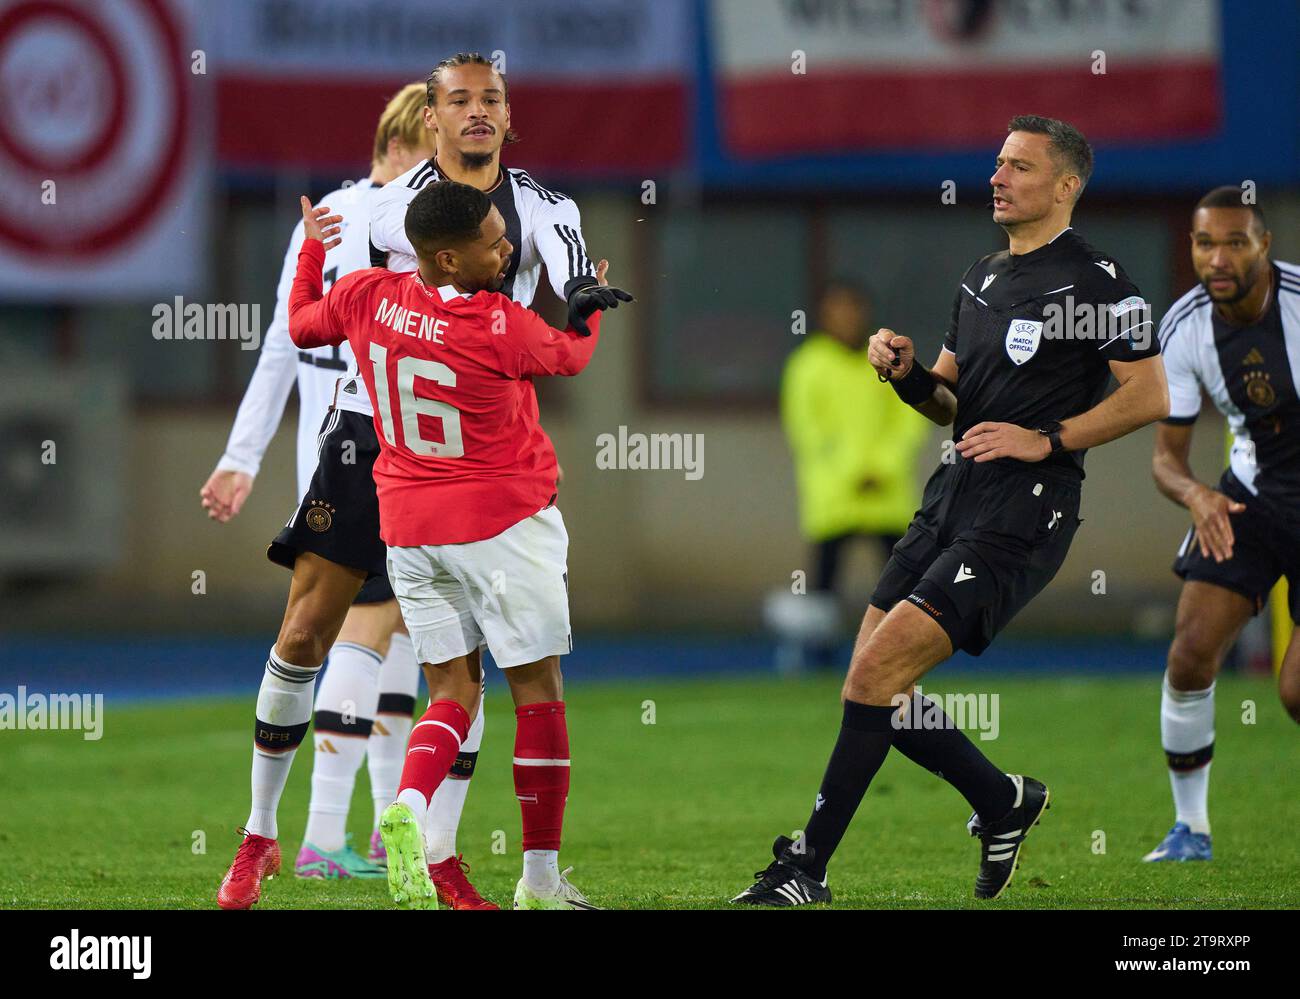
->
[1244,347,1265,366]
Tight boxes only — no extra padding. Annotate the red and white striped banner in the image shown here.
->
[209,0,693,174]
[712,0,1221,158]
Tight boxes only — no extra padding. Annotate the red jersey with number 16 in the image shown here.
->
[288,238,601,546]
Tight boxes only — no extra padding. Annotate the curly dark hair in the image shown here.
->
[404,180,492,257]
[426,51,519,145]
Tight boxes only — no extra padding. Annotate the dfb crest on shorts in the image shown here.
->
[1005,319,1043,366]
[305,502,335,533]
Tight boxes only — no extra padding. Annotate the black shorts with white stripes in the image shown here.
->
[267,409,394,604]
[871,459,1082,655]
[1173,468,1300,622]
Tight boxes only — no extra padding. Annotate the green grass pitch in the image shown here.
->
[1,673,1295,909]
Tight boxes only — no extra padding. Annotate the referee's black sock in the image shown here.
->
[796,700,897,882]
[891,692,1014,823]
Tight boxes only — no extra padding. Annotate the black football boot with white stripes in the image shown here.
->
[966,774,1050,900]
[730,835,831,906]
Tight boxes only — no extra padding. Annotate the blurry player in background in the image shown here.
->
[780,280,930,669]
[289,180,629,909]
[1145,188,1300,862]
[207,84,482,905]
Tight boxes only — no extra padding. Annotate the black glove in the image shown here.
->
[565,277,634,337]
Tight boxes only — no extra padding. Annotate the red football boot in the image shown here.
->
[217,828,282,910]
[428,855,499,910]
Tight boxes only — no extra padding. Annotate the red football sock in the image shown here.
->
[398,699,471,805]
[514,701,570,852]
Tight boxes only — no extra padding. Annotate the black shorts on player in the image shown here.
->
[267,408,393,604]
[871,459,1081,654]
[1173,468,1300,623]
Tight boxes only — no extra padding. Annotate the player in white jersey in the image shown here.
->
[205,181,392,503]
[205,84,451,899]
[1145,187,1300,863]
[216,52,627,910]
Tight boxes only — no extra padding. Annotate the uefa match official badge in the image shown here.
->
[1005,319,1043,365]
[305,502,335,533]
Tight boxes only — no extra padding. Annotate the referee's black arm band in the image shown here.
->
[888,360,936,406]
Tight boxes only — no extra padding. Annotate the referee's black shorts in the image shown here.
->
[1173,468,1300,623]
[871,459,1082,655]
[267,408,394,604]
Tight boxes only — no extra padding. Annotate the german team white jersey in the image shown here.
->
[1158,260,1300,501]
[331,159,596,420]
[215,178,380,497]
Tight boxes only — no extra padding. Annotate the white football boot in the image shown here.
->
[513,866,600,909]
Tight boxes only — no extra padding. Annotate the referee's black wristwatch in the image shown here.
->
[1037,421,1065,454]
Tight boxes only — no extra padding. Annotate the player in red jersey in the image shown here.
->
[288,180,630,908]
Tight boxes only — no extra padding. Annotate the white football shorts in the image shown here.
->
[386,505,572,669]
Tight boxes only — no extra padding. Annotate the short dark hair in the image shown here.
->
[426,51,519,145]
[404,180,492,257]
[1194,185,1267,233]
[1007,114,1094,197]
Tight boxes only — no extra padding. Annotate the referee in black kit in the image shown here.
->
[733,116,1170,906]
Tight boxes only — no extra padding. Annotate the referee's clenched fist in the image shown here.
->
[867,327,915,381]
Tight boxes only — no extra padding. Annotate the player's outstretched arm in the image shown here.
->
[529,192,632,337]
[869,328,958,426]
[566,257,633,338]
[287,196,347,349]
[492,260,630,378]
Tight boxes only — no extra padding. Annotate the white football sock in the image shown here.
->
[369,631,420,826]
[397,787,428,817]
[247,647,321,840]
[1161,672,1215,835]
[424,703,484,863]
[1170,764,1213,836]
[523,849,560,894]
[304,642,382,851]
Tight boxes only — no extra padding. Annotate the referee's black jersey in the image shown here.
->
[943,227,1160,477]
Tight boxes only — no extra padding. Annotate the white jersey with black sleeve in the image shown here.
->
[1158,260,1300,503]
[336,159,595,419]
[214,178,381,497]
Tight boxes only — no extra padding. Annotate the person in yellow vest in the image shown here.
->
[779,280,931,667]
